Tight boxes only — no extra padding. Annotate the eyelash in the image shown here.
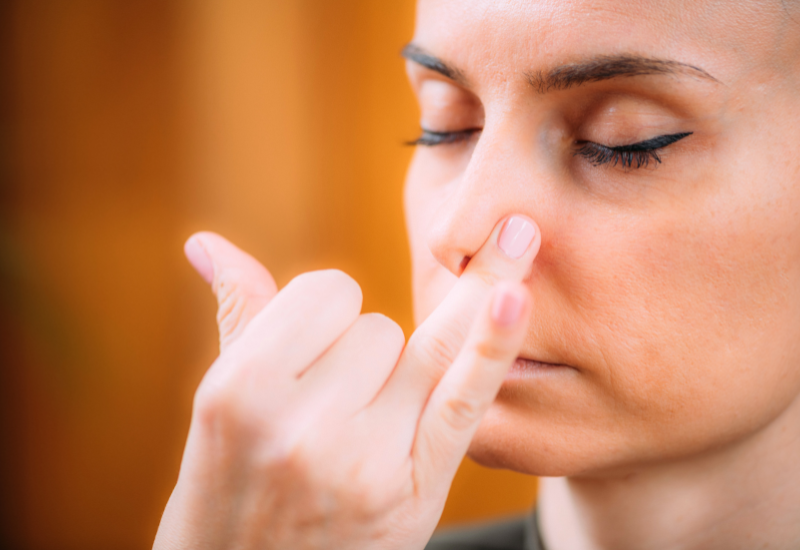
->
[575,132,693,168]
[406,129,480,146]
[408,129,693,169]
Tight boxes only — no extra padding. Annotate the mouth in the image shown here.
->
[506,357,578,380]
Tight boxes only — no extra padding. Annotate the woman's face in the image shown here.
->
[404,0,800,476]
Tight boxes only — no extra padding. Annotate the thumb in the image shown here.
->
[184,232,278,351]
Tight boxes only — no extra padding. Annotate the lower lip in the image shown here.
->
[505,357,577,380]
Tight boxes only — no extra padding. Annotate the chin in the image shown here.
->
[466,420,587,478]
[466,404,643,478]
[467,434,589,478]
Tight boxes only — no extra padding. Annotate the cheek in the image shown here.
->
[404,154,458,326]
[547,191,800,462]
[597,204,800,426]
[471,180,800,475]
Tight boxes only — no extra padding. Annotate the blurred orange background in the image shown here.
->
[0,1,537,548]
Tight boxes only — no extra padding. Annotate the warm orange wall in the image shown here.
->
[1,2,536,548]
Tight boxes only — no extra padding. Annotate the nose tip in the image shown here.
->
[426,216,476,276]
[422,131,529,277]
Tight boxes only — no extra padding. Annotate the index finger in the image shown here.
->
[371,215,540,426]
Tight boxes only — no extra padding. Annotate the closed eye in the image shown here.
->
[407,128,482,146]
[575,132,693,169]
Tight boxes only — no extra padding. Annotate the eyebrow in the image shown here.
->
[401,43,719,92]
[401,43,466,84]
[528,55,720,93]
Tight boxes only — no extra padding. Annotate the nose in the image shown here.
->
[426,184,494,276]
[426,131,532,277]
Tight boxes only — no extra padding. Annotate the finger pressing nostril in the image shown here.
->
[458,256,471,274]
[497,216,536,259]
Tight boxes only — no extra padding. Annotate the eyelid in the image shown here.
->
[407,128,482,147]
[575,131,692,168]
[603,132,693,152]
[408,126,690,171]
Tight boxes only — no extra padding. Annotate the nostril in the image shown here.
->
[459,256,471,274]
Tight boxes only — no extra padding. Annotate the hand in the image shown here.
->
[154,216,540,550]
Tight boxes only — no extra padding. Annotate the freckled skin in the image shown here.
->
[405,0,800,479]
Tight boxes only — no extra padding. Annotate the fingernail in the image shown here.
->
[491,289,524,327]
[184,236,214,284]
[497,216,536,259]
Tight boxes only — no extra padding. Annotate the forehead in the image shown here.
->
[413,0,789,85]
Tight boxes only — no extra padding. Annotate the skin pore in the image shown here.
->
[404,1,800,549]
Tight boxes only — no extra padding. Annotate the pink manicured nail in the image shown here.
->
[497,216,536,259]
[491,289,524,327]
[184,237,214,284]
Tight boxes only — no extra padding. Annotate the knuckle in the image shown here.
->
[215,270,245,311]
[408,326,462,376]
[259,434,309,474]
[191,366,327,491]
[358,313,406,350]
[293,269,360,297]
[191,358,268,438]
[343,470,395,520]
[216,284,249,337]
[439,394,485,432]
[463,266,499,289]
[321,269,363,307]
[474,338,512,362]
[195,391,311,472]
[290,269,363,312]
[192,372,241,433]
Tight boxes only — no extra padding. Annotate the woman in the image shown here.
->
[154,1,800,548]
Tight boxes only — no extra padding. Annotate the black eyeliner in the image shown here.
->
[611,132,693,153]
[576,132,693,168]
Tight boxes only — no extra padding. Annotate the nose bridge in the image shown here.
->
[426,125,523,275]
